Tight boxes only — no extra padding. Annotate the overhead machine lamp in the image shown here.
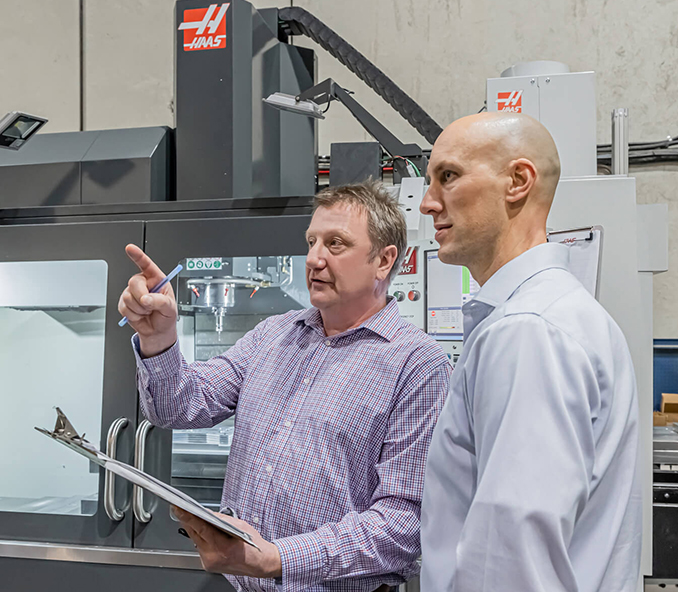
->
[264,78,427,180]
[263,92,326,119]
[0,111,48,150]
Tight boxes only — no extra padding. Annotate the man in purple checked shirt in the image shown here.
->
[118,180,451,592]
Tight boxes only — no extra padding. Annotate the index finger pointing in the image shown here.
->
[125,244,166,282]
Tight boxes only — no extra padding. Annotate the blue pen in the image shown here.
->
[118,263,184,327]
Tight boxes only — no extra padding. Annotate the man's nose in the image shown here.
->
[306,245,327,269]
[420,185,442,216]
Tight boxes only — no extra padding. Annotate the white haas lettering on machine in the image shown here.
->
[399,247,418,275]
[179,3,230,51]
[496,90,523,113]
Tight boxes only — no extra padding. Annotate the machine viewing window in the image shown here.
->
[172,254,309,509]
[425,250,479,340]
[0,260,107,516]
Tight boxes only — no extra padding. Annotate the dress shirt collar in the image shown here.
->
[462,243,570,339]
[295,296,402,342]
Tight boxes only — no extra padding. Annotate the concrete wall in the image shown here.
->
[1,0,676,336]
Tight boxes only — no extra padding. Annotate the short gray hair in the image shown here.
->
[313,180,407,283]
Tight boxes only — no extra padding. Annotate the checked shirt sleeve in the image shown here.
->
[134,317,270,430]
[273,362,451,592]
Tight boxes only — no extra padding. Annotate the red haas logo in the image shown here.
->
[496,90,523,113]
[179,3,229,51]
[399,247,417,275]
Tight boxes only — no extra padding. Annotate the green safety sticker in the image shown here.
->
[186,258,222,270]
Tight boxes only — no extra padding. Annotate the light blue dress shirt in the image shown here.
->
[421,243,642,592]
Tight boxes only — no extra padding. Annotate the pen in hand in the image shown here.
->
[118,263,184,327]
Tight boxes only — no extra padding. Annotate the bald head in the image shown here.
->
[432,112,561,205]
[421,112,562,284]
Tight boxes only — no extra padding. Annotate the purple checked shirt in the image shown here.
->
[134,298,450,592]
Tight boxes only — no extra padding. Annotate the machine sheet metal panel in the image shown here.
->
[487,71,596,178]
[0,128,170,207]
[174,0,315,201]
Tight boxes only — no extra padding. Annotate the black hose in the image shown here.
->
[278,6,443,146]
[597,148,678,165]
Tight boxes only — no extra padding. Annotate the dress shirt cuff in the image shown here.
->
[132,333,182,384]
[273,531,327,592]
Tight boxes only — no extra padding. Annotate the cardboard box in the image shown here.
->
[655,412,668,426]
[660,394,678,424]
[662,393,678,413]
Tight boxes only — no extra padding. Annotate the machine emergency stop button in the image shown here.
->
[408,290,421,301]
[393,291,406,302]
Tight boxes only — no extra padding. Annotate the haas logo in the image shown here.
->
[496,90,523,113]
[179,3,230,51]
[399,247,418,275]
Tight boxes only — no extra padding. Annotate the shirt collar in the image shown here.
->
[473,242,570,307]
[295,297,402,342]
[462,243,570,338]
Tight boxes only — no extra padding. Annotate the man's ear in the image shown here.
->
[506,158,537,204]
[376,245,399,281]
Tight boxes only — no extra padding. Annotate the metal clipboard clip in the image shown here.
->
[34,407,106,468]
[547,226,595,244]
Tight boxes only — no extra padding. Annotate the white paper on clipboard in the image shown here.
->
[547,226,603,299]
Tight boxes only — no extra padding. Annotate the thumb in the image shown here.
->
[140,292,176,317]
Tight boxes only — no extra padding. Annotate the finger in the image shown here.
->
[120,309,148,326]
[127,274,175,309]
[188,516,235,551]
[125,244,166,282]
[137,292,177,318]
[211,510,245,531]
[176,509,212,540]
[183,522,209,546]
[120,289,150,317]
[128,274,152,301]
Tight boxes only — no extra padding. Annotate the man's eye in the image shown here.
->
[444,170,456,182]
[307,238,315,247]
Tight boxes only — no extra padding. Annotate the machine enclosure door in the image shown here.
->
[0,221,144,547]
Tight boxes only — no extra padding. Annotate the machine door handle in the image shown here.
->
[104,417,129,522]
[133,420,154,523]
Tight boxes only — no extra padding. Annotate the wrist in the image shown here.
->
[262,541,283,578]
[139,333,177,358]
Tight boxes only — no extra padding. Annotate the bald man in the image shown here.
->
[419,113,641,591]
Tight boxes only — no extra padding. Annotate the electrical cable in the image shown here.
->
[385,155,422,177]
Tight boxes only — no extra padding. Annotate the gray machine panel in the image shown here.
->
[175,0,315,201]
[0,556,234,592]
[0,131,99,207]
[0,128,171,208]
[81,127,171,205]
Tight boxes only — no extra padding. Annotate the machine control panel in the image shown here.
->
[390,244,425,329]
[391,239,480,368]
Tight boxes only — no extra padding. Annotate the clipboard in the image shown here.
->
[36,407,258,549]
[547,225,603,299]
